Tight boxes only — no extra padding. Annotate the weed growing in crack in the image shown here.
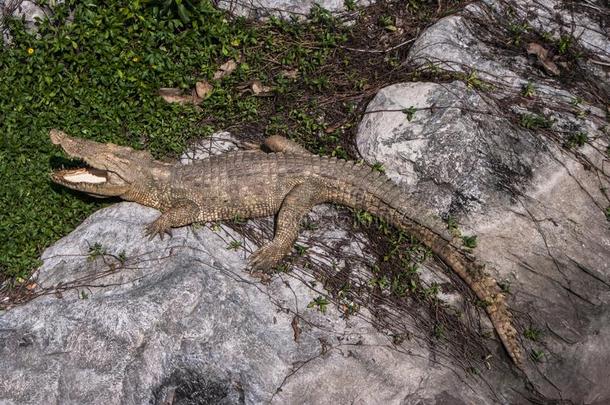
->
[564,132,588,149]
[402,106,417,121]
[530,349,545,362]
[461,235,478,249]
[521,81,535,98]
[307,296,330,314]
[520,113,553,130]
[227,240,243,251]
[87,242,107,262]
[524,327,543,341]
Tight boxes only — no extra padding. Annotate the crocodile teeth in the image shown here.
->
[63,168,107,184]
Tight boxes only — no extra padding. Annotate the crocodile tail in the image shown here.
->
[335,165,523,366]
[392,215,524,366]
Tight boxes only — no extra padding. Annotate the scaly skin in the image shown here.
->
[49,129,523,366]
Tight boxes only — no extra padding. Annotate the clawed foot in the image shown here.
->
[145,219,173,240]
[248,244,285,270]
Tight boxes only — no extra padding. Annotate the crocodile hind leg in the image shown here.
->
[249,181,325,269]
[263,135,311,155]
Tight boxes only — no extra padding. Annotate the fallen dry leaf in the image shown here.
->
[291,316,301,341]
[526,42,560,76]
[158,88,202,105]
[251,80,272,95]
[195,80,213,98]
[280,68,299,79]
[213,59,237,80]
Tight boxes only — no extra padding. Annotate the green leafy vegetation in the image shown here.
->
[524,327,542,341]
[402,106,417,121]
[87,242,107,262]
[461,235,477,249]
[294,244,308,256]
[530,349,544,362]
[498,280,511,293]
[227,240,243,251]
[557,35,572,54]
[564,132,588,148]
[307,296,330,313]
[507,21,529,46]
[521,81,535,97]
[378,15,397,32]
[520,113,553,130]
[371,162,385,173]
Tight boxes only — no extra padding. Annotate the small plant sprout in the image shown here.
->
[231,215,246,224]
[521,82,535,97]
[402,106,417,121]
[508,22,529,46]
[294,244,308,256]
[275,263,290,273]
[464,70,487,90]
[369,276,390,289]
[476,299,492,309]
[524,327,542,341]
[520,113,553,130]
[117,250,127,264]
[371,162,385,173]
[557,35,572,54]
[433,324,445,339]
[354,210,374,227]
[565,132,588,148]
[423,282,440,298]
[531,349,545,362]
[461,235,478,249]
[605,206,610,222]
[344,0,356,11]
[378,15,397,32]
[445,215,460,237]
[87,242,106,262]
[227,240,243,251]
[308,296,330,313]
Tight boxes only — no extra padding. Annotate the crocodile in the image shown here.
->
[49,129,523,366]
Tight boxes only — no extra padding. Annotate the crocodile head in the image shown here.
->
[50,129,156,198]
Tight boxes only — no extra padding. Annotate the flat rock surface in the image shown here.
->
[0,203,520,405]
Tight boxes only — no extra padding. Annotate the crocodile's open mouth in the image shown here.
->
[52,167,109,184]
[49,129,133,197]
[51,164,129,197]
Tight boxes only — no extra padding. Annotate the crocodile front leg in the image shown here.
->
[145,200,200,240]
[249,182,325,269]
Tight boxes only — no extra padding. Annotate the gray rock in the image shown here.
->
[0,202,516,404]
[215,0,371,19]
[407,0,610,91]
[357,79,610,403]
[358,81,545,214]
